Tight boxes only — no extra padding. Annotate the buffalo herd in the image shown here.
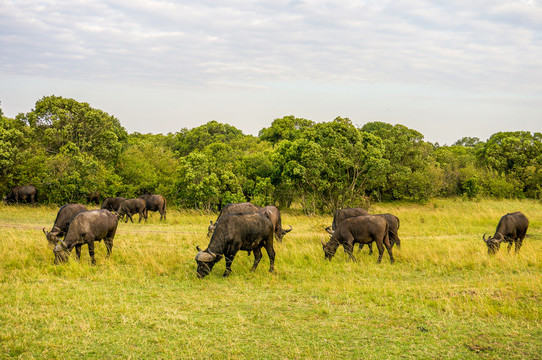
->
[2,185,532,277]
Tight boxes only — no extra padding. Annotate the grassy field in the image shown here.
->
[0,199,541,359]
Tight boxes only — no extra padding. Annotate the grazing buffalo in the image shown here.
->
[139,194,167,221]
[325,207,369,234]
[322,215,393,264]
[43,204,87,246]
[207,202,260,237]
[3,185,38,204]
[258,205,292,242]
[101,197,126,212]
[53,209,118,265]
[483,211,529,254]
[117,198,146,223]
[358,213,401,253]
[195,213,275,278]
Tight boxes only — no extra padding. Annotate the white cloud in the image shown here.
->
[1,0,541,143]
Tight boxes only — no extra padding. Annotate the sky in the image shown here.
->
[1,0,541,145]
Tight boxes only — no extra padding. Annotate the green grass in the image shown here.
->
[1,199,541,359]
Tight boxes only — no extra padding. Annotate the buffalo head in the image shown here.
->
[277,225,293,241]
[483,233,505,255]
[195,246,222,278]
[321,238,338,261]
[43,227,61,247]
[53,241,70,264]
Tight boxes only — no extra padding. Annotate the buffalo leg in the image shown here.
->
[264,242,275,273]
[75,245,82,261]
[104,239,113,258]
[507,241,513,253]
[88,241,96,265]
[344,243,356,262]
[375,240,385,263]
[223,253,237,277]
[380,235,395,264]
[251,247,263,271]
[126,213,133,223]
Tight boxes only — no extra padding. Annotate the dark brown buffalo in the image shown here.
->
[3,185,38,204]
[358,213,401,253]
[195,213,275,278]
[325,209,400,255]
[258,205,292,242]
[325,207,370,234]
[53,209,118,265]
[322,215,393,264]
[207,202,260,237]
[139,194,167,221]
[101,197,126,212]
[43,204,87,246]
[117,198,146,223]
[483,211,529,254]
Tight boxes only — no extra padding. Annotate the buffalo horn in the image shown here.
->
[285,225,293,233]
[196,245,202,252]
[42,227,47,235]
[195,251,217,262]
[482,233,488,242]
[325,226,334,235]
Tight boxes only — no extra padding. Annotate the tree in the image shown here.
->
[258,115,315,145]
[18,95,127,165]
[174,121,245,156]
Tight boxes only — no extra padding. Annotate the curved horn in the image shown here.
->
[195,251,217,262]
[43,227,47,235]
[325,226,334,235]
[196,245,202,252]
[284,225,293,233]
[482,233,488,242]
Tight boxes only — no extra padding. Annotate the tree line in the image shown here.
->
[1,95,541,213]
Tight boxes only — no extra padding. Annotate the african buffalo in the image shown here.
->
[195,212,275,278]
[117,198,146,223]
[3,185,38,204]
[207,202,260,237]
[258,205,292,242]
[322,215,393,264]
[325,209,400,255]
[358,213,401,253]
[483,211,529,254]
[101,197,126,212]
[325,207,369,234]
[139,194,167,221]
[53,209,118,265]
[43,204,87,246]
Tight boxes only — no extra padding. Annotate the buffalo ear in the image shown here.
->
[209,220,213,225]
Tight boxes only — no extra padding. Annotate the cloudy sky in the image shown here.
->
[1,0,541,144]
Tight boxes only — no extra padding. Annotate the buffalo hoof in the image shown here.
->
[222,271,231,277]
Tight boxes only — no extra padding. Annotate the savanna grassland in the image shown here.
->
[1,199,541,359]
